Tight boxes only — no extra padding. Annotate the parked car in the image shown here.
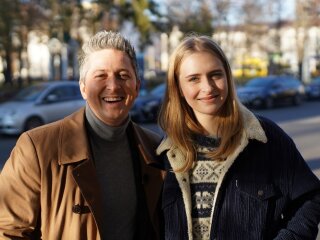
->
[0,81,85,135]
[130,83,166,123]
[237,75,305,109]
[305,77,320,100]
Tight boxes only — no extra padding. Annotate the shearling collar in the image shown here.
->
[156,104,267,155]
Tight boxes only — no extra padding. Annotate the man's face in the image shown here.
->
[80,49,140,126]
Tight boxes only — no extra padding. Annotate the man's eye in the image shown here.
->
[119,74,130,80]
[95,74,105,79]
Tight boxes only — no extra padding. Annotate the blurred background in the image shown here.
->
[0,0,320,237]
[0,0,319,174]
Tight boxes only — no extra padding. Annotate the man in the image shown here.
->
[0,31,164,239]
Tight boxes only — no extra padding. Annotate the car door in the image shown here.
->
[274,78,290,104]
[39,84,84,123]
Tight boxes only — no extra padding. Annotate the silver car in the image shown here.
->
[0,81,85,135]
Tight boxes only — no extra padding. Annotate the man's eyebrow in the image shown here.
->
[118,68,131,73]
[92,69,105,74]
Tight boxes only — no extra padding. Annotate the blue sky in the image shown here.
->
[154,0,296,23]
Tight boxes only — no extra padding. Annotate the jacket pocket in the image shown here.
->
[237,181,276,201]
[233,181,277,239]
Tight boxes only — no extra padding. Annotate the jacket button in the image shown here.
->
[257,190,264,197]
[171,154,176,158]
[72,204,82,214]
[182,178,187,182]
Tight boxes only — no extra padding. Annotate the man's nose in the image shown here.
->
[106,76,121,90]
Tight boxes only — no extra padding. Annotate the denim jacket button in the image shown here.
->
[257,190,264,197]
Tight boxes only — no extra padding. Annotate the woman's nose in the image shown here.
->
[201,78,215,92]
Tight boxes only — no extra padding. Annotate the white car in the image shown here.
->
[0,81,85,135]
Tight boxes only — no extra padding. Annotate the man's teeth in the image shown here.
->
[104,97,123,102]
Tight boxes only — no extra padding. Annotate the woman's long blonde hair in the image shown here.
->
[158,35,243,172]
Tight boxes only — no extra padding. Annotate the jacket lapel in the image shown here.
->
[71,159,104,235]
[57,108,104,234]
[130,123,164,233]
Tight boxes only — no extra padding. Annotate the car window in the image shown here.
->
[12,85,47,102]
[245,77,273,87]
[46,85,81,102]
[72,86,83,99]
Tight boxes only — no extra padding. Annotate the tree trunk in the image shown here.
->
[298,61,303,81]
[3,49,13,86]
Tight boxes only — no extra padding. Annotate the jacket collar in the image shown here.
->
[58,108,90,165]
[130,121,163,166]
[58,108,162,166]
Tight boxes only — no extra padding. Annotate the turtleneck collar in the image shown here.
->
[85,103,130,141]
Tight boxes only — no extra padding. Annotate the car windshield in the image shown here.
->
[12,85,47,101]
[245,77,274,87]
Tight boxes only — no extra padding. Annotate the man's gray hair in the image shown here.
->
[78,30,139,82]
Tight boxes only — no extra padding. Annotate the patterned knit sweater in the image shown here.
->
[190,134,224,240]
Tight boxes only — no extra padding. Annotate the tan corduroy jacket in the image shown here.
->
[0,108,164,239]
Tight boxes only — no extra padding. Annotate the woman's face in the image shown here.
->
[178,52,228,123]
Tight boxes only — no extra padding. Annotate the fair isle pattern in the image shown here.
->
[192,218,211,239]
[190,134,224,240]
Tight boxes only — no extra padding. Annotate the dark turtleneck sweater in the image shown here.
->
[85,104,137,240]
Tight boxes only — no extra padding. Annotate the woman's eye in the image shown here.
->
[211,72,223,80]
[189,76,199,82]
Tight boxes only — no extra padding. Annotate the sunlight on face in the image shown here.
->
[179,52,228,128]
[80,49,140,126]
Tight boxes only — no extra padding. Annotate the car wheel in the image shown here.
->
[24,117,44,131]
[292,94,302,106]
[265,98,274,109]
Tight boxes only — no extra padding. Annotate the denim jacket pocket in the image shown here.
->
[237,181,276,201]
[231,181,277,239]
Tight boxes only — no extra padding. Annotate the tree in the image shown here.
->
[295,0,320,81]
[165,0,214,35]
[92,0,163,48]
[0,0,52,85]
[0,0,20,85]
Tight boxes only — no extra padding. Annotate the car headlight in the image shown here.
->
[1,109,19,122]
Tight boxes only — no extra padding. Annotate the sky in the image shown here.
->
[154,0,296,24]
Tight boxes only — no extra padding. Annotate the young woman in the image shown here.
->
[157,35,320,240]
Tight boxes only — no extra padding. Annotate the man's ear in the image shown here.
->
[79,81,87,100]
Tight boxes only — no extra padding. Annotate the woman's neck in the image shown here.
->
[197,114,219,137]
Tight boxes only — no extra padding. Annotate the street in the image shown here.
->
[1,100,320,178]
